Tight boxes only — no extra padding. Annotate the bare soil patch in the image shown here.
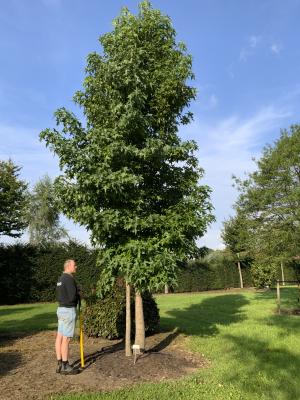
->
[0,330,206,400]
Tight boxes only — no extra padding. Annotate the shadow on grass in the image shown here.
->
[255,287,299,301]
[148,329,180,353]
[0,312,56,336]
[224,334,300,400]
[160,294,249,336]
[0,307,36,317]
[263,307,300,341]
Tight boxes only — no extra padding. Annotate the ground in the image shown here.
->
[0,330,205,400]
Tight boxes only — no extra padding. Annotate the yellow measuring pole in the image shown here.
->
[79,308,85,368]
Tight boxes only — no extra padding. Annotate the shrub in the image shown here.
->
[251,261,277,288]
[82,283,160,339]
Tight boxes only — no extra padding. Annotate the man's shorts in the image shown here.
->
[57,307,77,338]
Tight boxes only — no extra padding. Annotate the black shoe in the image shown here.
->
[56,361,62,373]
[60,362,78,375]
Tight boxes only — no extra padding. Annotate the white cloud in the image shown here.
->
[198,224,225,250]
[209,94,218,109]
[227,64,235,79]
[239,35,261,62]
[249,35,261,48]
[0,123,60,185]
[270,43,282,54]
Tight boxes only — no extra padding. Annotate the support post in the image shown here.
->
[277,280,281,315]
[281,261,285,286]
[237,253,244,289]
[125,281,132,356]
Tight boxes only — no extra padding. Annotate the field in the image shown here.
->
[0,287,299,400]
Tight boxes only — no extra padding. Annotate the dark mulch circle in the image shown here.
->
[0,330,206,400]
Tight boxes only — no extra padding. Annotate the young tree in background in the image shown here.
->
[0,160,28,238]
[26,175,68,246]
[40,1,214,351]
[222,214,249,288]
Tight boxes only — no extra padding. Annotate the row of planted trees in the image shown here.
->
[39,2,214,355]
[222,124,300,288]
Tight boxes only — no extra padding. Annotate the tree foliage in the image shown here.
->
[0,159,28,238]
[40,1,214,294]
[26,175,68,246]
[224,125,300,283]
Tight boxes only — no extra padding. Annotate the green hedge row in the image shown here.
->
[276,262,300,283]
[0,243,254,304]
[0,241,99,305]
[173,256,252,293]
[3,242,279,305]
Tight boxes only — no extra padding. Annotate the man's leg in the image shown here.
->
[55,332,63,359]
[55,332,63,373]
[61,336,71,362]
[57,307,77,375]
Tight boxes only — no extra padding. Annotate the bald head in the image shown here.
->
[64,259,77,274]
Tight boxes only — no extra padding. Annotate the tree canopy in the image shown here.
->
[40,1,214,293]
[223,124,300,283]
[0,160,28,238]
[26,175,68,246]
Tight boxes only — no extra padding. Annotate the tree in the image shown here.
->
[228,125,300,285]
[40,1,214,351]
[26,175,68,246]
[0,160,28,238]
[222,214,250,288]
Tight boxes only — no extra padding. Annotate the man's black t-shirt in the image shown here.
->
[56,273,79,307]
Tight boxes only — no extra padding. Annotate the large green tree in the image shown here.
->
[226,125,300,286]
[26,175,68,246]
[40,1,214,350]
[0,160,28,238]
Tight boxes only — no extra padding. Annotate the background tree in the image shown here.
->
[40,1,214,351]
[26,175,68,246]
[222,213,250,288]
[0,159,28,238]
[227,125,300,286]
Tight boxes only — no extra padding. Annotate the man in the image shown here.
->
[55,259,80,374]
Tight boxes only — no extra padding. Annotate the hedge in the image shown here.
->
[0,241,99,305]
[173,256,253,293]
[8,242,295,305]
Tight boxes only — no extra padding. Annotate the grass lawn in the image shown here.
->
[1,287,300,399]
[0,302,56,333]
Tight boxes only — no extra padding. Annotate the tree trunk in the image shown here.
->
[281,261,285,286]
[125,281,131,356]
[134,290,145,351]
[237,261,244,288]
[164,284,169,294]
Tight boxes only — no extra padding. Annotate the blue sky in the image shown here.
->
[1,0,300,248]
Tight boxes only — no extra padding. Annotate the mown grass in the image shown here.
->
[0,302,56,333]
[1,287,300,399]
